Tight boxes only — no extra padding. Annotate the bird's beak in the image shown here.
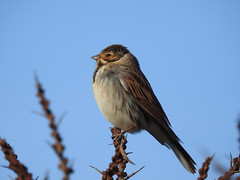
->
[91,54,99,61]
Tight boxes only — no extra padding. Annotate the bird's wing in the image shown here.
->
[119,67,196,173]
[119,68,171,128]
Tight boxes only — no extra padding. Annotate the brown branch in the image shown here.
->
[238,119,240,151]
[91,128,143,180]
[197,155,214,180]
[0,138,32,180]
[218,154,240,180]
[35,76,73,180]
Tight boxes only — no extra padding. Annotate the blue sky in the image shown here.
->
[0,1,240,179]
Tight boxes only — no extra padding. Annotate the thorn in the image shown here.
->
[57,111,68,127]
[90,165,103,175]
[32,111,45,117]
[119,140,135,165]
[124,166,145,179]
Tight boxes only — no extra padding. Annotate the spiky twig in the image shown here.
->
[35,76,73,180]
[197,155,214,180]
[0,138,32,180]
[91,128,143,180]
[218,154,240,180]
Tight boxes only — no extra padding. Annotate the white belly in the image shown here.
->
[92,70,135,130]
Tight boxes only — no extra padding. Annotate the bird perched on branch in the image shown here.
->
[91,44,196,173]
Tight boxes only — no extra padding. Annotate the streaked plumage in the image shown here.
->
[91,44,196,173]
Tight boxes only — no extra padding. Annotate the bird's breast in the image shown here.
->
[92,66,137,131]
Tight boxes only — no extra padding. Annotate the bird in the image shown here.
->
[91,44,196,173]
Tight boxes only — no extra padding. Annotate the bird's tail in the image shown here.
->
[169,139,196,173]
[145,122,196,173]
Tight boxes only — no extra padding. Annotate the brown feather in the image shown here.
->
[119,66,172,129]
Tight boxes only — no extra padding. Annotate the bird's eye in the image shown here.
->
[106,53,111,57]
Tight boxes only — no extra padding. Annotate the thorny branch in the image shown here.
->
[217,154,240,180]
[35,76,73,180]
[0,138,32,180]
[91,128,144,180]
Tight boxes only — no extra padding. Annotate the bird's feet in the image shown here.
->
[111,126,136,142]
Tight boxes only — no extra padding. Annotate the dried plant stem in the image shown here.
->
[35,76,73,180]
[0,138,32,180]
[218,154,240,180]
[91,128,143,180]
[197,155,214,180]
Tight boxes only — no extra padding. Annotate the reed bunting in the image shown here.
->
[91,44,196,173]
